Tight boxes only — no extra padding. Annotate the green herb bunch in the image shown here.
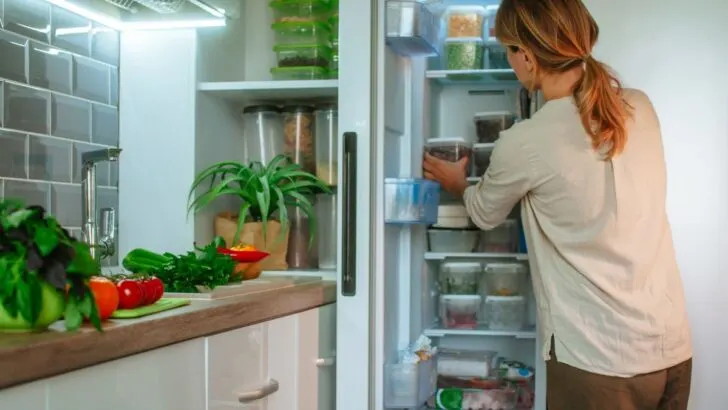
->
[187,155,332,245]
[0,200,101,331]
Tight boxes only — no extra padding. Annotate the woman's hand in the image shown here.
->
[423,153,470,199]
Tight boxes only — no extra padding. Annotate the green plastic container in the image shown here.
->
[271,66,328,80]
[272,21,332,45]
[274,43,332,69]
[329,15,339,40]
[269,0,330,23]
[329,69,338,79]
[330,50,339,72]
[444,38,484,70]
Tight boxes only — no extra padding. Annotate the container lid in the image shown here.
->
[273,43,332,52]
[271,20,332,34]
[473,142,496,152]
[282,104,316,113]
[474,111,516,120]
[485,295,525,302]
[437,204,469,217]
[314,103,338,112]
[269,0,330,10]
[485,263,526,274]
[444,37,484,44]
[442,261,481,270]
[426,137,472,146]
[445,5,487,15]
[243,105,280,114]
[270,66,327,74]
[441,294,481,301]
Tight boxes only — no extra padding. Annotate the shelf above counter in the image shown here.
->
[425,252,528,261]
[424,325,536,339]
[197,80,339,103]
[426,69,520,87]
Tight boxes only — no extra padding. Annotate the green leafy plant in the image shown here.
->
[0,200,101,331]
[187,155,332,245]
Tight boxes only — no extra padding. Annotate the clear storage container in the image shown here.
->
[474,111,516,143]
[329,15,339,45]
[282,105,316,173]
[484,296,526,331]
[316,193,337,270]
[485,263,527,296]
[425,137,473,162]
[314,105,338,186]
[385,178,440,225]
[445,5,486,38]
[271,66,328,80]
[385,354,437,408]
[274,43,332,69]
[385,0,439,57]
[485,7,497,40]
[286,199,319,269]
[480,219,518,253]
[440,294,481,329]
[272,21,331,45]
[330,50,339,72]
[486,43,510,69]
[433,204,473,229]
[434,388,517,409]
[472,143,494,176]
[241,105,284,165]
[444,38,484,70]
[428,229,479,253]
[439,262,481,294]
[437,348,496,379]
[269,0,330,23]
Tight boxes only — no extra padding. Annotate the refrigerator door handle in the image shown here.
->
[341,131,357,297]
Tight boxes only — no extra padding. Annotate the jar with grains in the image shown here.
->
[445,5,486,38]
[315,105,338,186]
[282,105,316,173]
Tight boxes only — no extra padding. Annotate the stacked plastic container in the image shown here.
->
[314,104,338,270]
[269,0,337,80]
[482,263,528,331]
[438,262,482,330]
[442,6,486,71]
[329,0,339,78]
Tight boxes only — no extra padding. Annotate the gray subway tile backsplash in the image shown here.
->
[110,68,119,106]
[4,83,50,134]
[51,93,91,141]
[3,0,51,43]
[51,6,91,56]
[92,104,119,146]
[29,41,73,94]
[51,183,82,227]
[28,135,72,182]
[73,56,110,104]
[0,30,28,83]
[4,179,50,209]
[73,142,111,186]
[91,25,119,66]
[0,130,28,179]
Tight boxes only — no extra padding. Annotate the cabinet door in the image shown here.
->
[46,339,206,410]
[208,324,268,410]
[0,380,47,410]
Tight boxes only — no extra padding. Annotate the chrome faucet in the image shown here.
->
[81,147,122,263]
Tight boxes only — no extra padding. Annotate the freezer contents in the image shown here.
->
[272,21,332,45]
[384,178,440,224]
[437,349,496,379]
[434,204,473,229]
[314,106,338,185]
[472,143,494,176]
[445,5,486,38]
[487,43,510,69]
[484,263,527,296]
[434,388,517,410]
[282,105,316,173]
[425,137,473,162]
[270,66,328,80]
[474,111,516,143]
[480,219,518,253]
[428,229,479,253]
[445,38,484,70]
[269,0,330,23]
[385,335,438,408]
[439,261,481,294]
[241,105,284,164]
[484,296,526,331]
[441,294,481,329]
[274,44,331,69]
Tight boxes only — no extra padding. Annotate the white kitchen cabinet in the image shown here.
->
[0,380,46,410]
[46,338,206,410]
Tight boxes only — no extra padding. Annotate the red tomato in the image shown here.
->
[147,277,164,304]
[116,279,144,310]
[89,277,119,321]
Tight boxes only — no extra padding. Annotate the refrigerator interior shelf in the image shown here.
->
[198,80,339,103]
[426,69,520,86]
[425,252,528,261]
[424,325,537,339]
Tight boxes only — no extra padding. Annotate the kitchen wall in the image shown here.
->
[0,0,120,265]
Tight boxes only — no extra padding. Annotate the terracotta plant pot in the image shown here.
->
[0,282,65,333]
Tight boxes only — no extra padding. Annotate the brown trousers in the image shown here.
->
[547,338,692,410]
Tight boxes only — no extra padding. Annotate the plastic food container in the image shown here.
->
[272,21,331,45]
[485,8,497,40]
[314,105,338,186]
[330,50,339,72]
[434,204,472,229]
[384,354,437,408]
[485,263,527,296]
[282,105,316,173]
[484,296,526,331]
[385,178,440,224]
[274,43,331,69]
[286,200,319,269]
[480,219,518,253]
[486,43,510,69]
[270,66,327,80]
[385,0,439,57]
[439,262,481,294]
[440,295,481,329]
[435,388,517,409]
[437,348,496,379]
[472,143,493,176]
[444,38,484,70]
[329,70,338,79]
[425,137,472,162]
[269,0,330,23]
[241,105,284,165]
[474,111,516,143]
[428,229,478,253]
[329,15,339,44]
[445,5,486,38]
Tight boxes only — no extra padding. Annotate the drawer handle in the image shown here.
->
[238,378,279,403]
[316,357,336,367]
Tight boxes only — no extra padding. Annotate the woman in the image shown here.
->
[423,0,693,409]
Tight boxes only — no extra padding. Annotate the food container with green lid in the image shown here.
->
[329,14,339,42]
[444,38,484,70]
[274,43,332,69]
[329,70,338,79]
[272,21,332,45]
[269,0,330,23]
[270,66,328,80]
[330,50,339,72]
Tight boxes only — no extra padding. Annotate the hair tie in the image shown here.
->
[581,54,592,63]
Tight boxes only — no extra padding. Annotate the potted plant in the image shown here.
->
[187,155,332,270]
[0,200,102,332]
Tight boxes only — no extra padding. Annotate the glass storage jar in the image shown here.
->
[241,105,284,165]
[315,105,338,186]
[286,198,319,269]
[282,105,316,173]
[316,193,337,269]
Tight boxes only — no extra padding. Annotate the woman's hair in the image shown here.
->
[495,0,631,159]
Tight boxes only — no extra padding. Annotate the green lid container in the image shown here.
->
[271,66,329,81]
[272,21,332,45]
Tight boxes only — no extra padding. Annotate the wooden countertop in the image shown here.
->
[0,280,336,390]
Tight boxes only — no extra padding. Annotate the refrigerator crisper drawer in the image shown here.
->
[385,1,440,57]
[385,178,440,225]
[385,356,438,408]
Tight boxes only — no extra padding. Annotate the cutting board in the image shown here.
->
[111,298,191,319]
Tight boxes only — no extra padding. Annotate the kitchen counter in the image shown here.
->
[0,280,336,390]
